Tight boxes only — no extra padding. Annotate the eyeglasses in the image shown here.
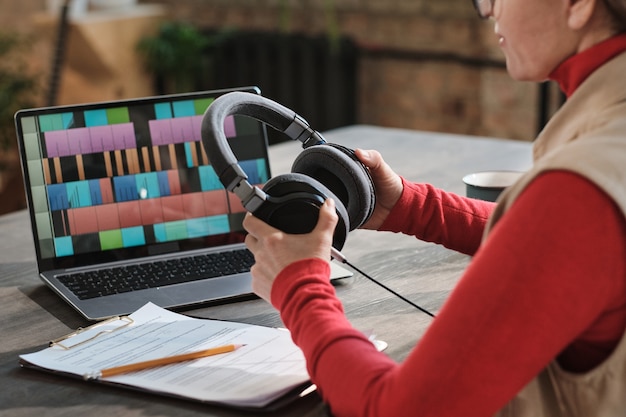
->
[473,0,495,19]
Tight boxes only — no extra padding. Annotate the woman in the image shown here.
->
[243,0,626,415]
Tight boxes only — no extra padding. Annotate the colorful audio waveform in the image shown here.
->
[26,97,267,258]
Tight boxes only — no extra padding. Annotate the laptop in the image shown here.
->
[15,86,351,321]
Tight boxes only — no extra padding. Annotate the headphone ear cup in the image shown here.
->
[258,173,350,250]
[291,143,375,230]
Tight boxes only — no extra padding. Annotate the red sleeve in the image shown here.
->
[272,171,626,417]
[379,178,495,255]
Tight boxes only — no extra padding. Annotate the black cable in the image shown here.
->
[331,248,436,318]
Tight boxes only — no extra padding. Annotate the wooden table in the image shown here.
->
[0,125,532,416]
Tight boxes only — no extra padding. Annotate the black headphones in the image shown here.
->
[200,91,375,250]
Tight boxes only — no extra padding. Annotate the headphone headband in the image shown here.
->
[201,91,326,188]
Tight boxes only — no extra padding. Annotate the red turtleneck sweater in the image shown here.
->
[271,35,626,417]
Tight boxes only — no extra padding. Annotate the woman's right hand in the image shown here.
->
[355,148,403,230]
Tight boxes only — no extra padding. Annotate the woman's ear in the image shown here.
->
[568,0,597,30]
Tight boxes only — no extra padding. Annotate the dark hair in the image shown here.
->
[603,0,626,32]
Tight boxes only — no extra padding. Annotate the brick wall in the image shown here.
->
[1,0,557,141]
[143,0,545,141]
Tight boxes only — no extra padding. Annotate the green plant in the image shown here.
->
[137,22,228,94]
[0,32,37,152]
[0,32,37,213]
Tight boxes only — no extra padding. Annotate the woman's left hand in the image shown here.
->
[243,198,338,303]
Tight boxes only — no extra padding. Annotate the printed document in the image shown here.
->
[19,303,310,408]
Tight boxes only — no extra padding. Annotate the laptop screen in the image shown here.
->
[15,88,270,272]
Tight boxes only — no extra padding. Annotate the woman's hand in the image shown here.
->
[355,149,403,230]
[243,198,339,303]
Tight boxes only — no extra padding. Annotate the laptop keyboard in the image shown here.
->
[57,249,255,300]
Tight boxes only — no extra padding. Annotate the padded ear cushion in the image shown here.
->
[259,173,350,250]
[291,143,375,230]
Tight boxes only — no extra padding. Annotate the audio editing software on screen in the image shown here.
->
[18,96,269,262]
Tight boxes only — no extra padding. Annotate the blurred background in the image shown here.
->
[0,0,564,215]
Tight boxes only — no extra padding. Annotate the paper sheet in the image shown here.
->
[20,303,310,408]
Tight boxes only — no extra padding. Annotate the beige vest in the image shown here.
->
[489,51,626,417]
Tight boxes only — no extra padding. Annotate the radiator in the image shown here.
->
[196,31,359,144]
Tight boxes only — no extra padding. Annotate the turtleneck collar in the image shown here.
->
[549,33,626,98]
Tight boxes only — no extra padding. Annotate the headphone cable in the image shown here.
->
[331,247,436,318]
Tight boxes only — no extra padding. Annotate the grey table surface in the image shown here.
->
[0,125,532,416]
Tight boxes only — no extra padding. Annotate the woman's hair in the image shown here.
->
[603,0,626,32]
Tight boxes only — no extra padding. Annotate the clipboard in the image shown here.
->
[49,315,134,350]
[19,303,315,410]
